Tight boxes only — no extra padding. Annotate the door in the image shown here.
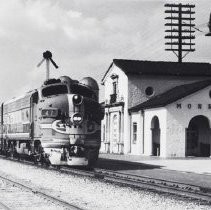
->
[31,92,40,139]
[186,129,198,156]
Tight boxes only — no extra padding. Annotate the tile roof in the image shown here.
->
[102,59,211,83]
[129,80,211,112]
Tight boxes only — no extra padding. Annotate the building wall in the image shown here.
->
[129,84,211,157]
[101,62,211,157]
[130,112,143,155]
[128,74,206,108]
[144,108,167,157]
[103,65,128,106]
[166,86,211,157]
[101,65,130,154]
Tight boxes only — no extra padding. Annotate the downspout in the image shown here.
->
[129,110,131,153]
[141,109,145,154]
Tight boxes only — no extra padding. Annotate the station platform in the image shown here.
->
[97,153,211,189]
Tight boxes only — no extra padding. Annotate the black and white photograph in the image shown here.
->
[0,0,211,209]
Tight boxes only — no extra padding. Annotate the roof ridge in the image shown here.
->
[101,59,211,84]
[113,59,211,65]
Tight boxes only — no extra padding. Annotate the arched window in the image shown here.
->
[151,116,160,156]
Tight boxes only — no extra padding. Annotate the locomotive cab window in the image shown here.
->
[42,85,68,97]
[71,84,97,100]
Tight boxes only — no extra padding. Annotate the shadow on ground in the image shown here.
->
[96,158,162,171]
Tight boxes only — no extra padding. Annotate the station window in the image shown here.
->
[113,81,117,95]
[132,122,137,144]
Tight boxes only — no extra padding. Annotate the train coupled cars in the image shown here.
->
[0,76,104,168]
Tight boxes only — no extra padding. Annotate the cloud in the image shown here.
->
[0,0,210,102]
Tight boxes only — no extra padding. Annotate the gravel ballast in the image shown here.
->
[0,159,210,210]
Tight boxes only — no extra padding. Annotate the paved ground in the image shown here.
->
[99,153,211,174]
[98,153,211,189]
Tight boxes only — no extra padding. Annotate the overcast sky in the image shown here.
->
[0,0,211,102]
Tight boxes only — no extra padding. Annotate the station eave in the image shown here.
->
[129,80,211,112]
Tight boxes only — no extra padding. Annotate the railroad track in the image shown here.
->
[1,155,211,205]
[0,158,83,210]
[0,173,82,210]
[58,166,211,204]
[94,169,211,202]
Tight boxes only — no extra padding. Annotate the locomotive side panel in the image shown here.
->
[3,94,31,140]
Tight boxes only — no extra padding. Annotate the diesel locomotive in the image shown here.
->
[0,76,104,167]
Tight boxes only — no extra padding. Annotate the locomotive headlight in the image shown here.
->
[72,113,83,124]
[72,94,83,105]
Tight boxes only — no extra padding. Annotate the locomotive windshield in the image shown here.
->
[42,85,68,97]
[71,84,97,100]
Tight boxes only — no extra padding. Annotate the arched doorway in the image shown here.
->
[186,115,211,157]
[151,116,160,156]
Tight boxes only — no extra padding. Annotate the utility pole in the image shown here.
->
[165,3,195,63]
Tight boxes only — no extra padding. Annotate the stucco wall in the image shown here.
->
[128,74,207,108]
[101,63,211,157]
[102,64,130,154]
[103,65,128,106]
[144,108,167,157]
[130,112,143,155]
[166,85,211,157]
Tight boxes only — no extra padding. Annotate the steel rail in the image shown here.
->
[0,201,11,210]
[0,162,83,210]
[1,155,211,204]
[59,166,211,203]
[93,169,211,202]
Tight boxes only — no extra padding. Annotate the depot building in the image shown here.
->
[100,59,211,157]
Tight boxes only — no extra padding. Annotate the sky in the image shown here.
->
[0,0,211,102]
